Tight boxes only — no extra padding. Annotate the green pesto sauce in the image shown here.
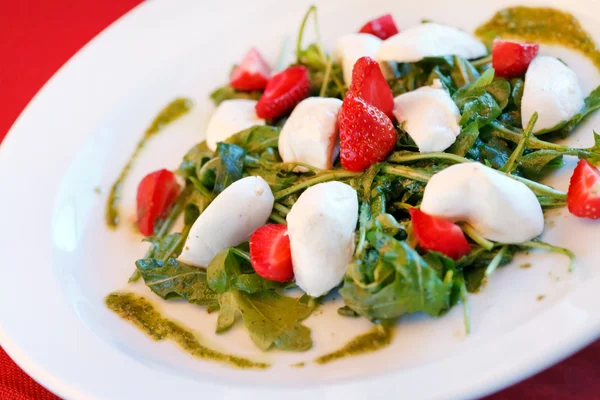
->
[314,325,393,365]
[105,292,269,369]
[105,98,192,229]
[475,7,600,70]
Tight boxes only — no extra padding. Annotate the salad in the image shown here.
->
[107,6,600,364]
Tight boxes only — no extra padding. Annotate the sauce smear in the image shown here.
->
[105,98,192,229]
[476,7,600,70]
[314,324,392,365]
[106,292,269,369]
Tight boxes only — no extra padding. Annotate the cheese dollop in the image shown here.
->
[377,22,487,63]
[286,182,358,297]
[521,56,584,133]
[278,97,343,170]
[179,176,274,267]
[393,80,461,152]
[420,163,544,243]
[205,99,265,151]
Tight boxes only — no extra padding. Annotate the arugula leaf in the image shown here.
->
[486,78,511,110]
[207,249,241,293]
[509,78,524,109]
[207,248,288,294]
[178,142,213,179]
[233,290,313,351]
[136,258,219,311]
[274,324,312,351]
[449,55,480,88]
[447,123,480,157]
[498,110,522,129]
[453,69,502,128]
[225,125,280,154]
[467,137,512,170]
[143,233,182,261]
[519,150,564,180]
[341,228,454,321]
[214,143,245,194]
[210,85,261,106]
[216,291,237,333]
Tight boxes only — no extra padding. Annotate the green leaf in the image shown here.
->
[447,122,480,156]
[450,55,480,88]
[178,142,213,179]
[209,85,261,106]
[453,69,501,128]
[225,125,280,154]
[340,229,454,321]
[519,150,564,179]
[214,143,245,194]
[486,78,511,110]
[207,247,287,294]
[207,249,239,293]
[143,233,182,261]
[136,258,219,310]
[234,273,288,293]
[510,78,524,109]
[468,137,512,170]
[183,189,210,226]
[298,43,326,70]
[274,324,312,351]
[233,290,313,351]
[216,292,237,333]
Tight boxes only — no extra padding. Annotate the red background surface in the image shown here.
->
[1,1,600,399]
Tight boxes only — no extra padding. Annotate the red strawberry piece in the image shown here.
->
[255,65,310,119]
[567,159,600,219]
[409,208,471,260]
[338,94,397,172]
[359,14,399,40]
[136,169,181,236]
[230,48,271,91]
[348,56,394,117]
[492,39,539,79]
[249,224,294,282]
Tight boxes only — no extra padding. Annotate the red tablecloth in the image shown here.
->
[2,1,600,399]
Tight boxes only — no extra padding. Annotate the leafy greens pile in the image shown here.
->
[132,7,595,350]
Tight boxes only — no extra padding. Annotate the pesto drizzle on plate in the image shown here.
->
[105,98,192,229]
[314,325,393,365]
[105,291,269,369]
[476,6,600,70]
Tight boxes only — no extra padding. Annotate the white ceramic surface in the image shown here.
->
[1,0,600,399]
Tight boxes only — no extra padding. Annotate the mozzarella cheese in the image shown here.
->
[179,176,274,267]
[334,34,391,84]
[205,99,265,151]
[278,97,343,171]
[377,22,487,63]
[420,163,544,243]
[286,182,358,297]
[392,80,461,152]
[521,56,584,133]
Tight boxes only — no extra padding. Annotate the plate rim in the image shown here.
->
[2,0,600,399]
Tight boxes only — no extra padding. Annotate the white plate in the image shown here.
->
[2,0,600,399]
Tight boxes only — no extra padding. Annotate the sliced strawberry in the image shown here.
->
[567,159,600,219]
[249,224,294,282]
[409,208,471,260]
[136,169,181,236]
[359,14,399,40]
[230,48,271,91]
[492,39,539,79]
[255,66,310,119]
[348,56,394,117]
[338,94,397,172]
